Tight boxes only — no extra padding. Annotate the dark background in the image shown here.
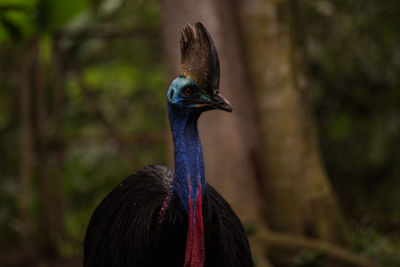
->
[0,0,399,266]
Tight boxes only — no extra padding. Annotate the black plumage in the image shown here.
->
[84,165,253,267]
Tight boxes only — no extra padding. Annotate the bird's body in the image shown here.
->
[84,22,253,267]
[84,165,252,267]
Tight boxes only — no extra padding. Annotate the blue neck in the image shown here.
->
[168,103,206,214]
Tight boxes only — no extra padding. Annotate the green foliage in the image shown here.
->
[302,1,400,263]
[294,250,324,267]
[36,0,88,32]
[0,0,164,259]
[305,0,400,230]
[0,0,88,42]
[0,7,34,40]
[353,224,400,266]
[0,0,36,41]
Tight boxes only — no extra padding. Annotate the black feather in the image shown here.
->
[84,165,253,267]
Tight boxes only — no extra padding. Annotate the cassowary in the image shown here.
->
[84,22,253,267]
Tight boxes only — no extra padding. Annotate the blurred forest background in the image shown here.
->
[0,0,399,266]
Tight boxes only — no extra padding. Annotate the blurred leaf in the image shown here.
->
[0,9,36,40]
[0,13,22,39]
[353,226,400,266]
[98,0,124,17]
[326,112,351,141]
[37,0,88,32]
[0,0,37,8]
[0,26,9,42]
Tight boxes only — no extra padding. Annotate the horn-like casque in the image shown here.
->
[179,22,220,95]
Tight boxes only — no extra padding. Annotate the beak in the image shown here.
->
[210,93,233,112]
[187,92,233,112]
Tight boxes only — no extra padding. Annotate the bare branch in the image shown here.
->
[257,229,377,267]
[56,28,158,41]
[18,42,33,243]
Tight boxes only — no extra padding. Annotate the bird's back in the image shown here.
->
[84,165,253,267]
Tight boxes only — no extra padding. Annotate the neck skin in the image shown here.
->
[168,102,206,267]
[167,103,205,212]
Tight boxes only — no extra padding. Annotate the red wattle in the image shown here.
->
[184,181,205,267]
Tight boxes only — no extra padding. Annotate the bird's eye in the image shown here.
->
[183,87,193,97]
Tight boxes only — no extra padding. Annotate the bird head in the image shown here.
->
[167,22,232,113]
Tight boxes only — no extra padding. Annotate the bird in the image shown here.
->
[83,22,253,267]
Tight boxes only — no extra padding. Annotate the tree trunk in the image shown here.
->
[235,0,348,244]
[19,43,34,245]
[51,38,66,242]
[32,39,58,257]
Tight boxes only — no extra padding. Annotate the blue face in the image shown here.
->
[167,74,212,110]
